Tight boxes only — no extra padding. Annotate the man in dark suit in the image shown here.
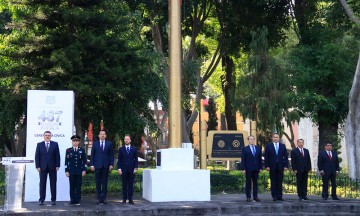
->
[318,142,340,200]
[264,133,288,201]
[241,135,262,202]
[118,134,138,204]
[291,139,311,201]
[90,130,114,204]
[65,135,87,205]
[35,131,60,205]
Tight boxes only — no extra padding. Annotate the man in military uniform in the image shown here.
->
[65,135,87,205]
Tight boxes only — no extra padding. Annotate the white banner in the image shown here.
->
[24,90,74,202]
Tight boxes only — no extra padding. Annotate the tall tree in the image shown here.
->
[0,0,163,154]
[289,0,359,153]
[340,0,360,179]
[234,27,300,149]
[126,0,290,144]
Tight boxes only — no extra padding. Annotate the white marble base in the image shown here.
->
[143,169,210,202]
[156,148,194,170]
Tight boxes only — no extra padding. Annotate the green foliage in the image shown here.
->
[215,0,290,54]
[210,170,241,193]
[234,26,296,144]
[287,0,360,151]
[0,0,165,147]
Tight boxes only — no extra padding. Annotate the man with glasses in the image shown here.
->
[241,135,262,202]
[291,139,311,201]
[35,131,60,205]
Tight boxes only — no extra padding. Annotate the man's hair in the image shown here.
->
[43,131,51,135]
[273,133,279,136]
[99,129,107,135]
[124,134,131,139]
[247,135,255,140]
[324,141,333,146]
[297,139,304,143]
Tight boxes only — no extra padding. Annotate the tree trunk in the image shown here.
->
[220,114,227,130]
[318,113,339,154]
[346,53,360,179]
[15,123,26,156]
[222,56,237,130]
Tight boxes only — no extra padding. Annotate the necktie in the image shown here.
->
[101,142,104,151]
[46,142,49,152]
[275,143,278,155]
[328,151,332,160]
[126,146,130,154]
[74,148,77,152]
[251,145,256,156]
[300,148,304,157]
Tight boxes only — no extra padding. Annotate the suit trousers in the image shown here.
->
[121,171,135,201]
[296,171,308,198]
[270,169,284,199]
[245,170,259,198]
[69,174,82,203]
[39,167,57,202]
[322,172,337,198]
[95,168,109,200]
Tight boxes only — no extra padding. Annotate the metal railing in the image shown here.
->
[0,169,359,202]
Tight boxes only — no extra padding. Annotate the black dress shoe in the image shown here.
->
[323,197,328,200]
[121,200,126,204]
[254,197,261,202]
[303,197,309,200]
[298,198,303,201]
[51,201,56,205]
[273,198,278,201]
[129,200,135,204]
[68,201,75,205]
[332,197,340,200]
[103,200,107,204]
[246,198,251,202]
[39,201,44,205]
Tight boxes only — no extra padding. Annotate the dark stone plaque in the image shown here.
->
[211,133,245,158]
[156,151,161,166]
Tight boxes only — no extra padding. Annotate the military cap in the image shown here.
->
[70,135,81,140]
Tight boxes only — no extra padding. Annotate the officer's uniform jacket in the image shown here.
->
[65,146,87,175]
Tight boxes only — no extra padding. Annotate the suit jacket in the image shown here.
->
[65,146,87,175]
[117,145,138,173]
[264,142,288,171]
[291,148,311,172]
[318,150,340,175]
[35,141,61,170]
[90,140,114,169]
[241,145,262,171]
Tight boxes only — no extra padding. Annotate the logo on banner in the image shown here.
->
[46,96,56,104]
[38,110,63,130]
[35,95,65,131]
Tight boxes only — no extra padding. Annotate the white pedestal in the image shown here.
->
[2,157,34,211]
[5,165,25,211]
[143,148,211,202]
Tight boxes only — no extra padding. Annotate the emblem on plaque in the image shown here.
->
[217,140,225,148]
[232,140,240,148]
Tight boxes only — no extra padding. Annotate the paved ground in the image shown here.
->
[2,193,360,215]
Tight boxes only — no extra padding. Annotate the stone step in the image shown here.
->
[4,194,360,216]
[222,213,359,216]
